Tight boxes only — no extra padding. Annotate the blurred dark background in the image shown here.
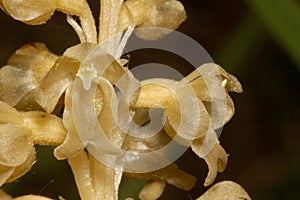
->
[0,0,299,199]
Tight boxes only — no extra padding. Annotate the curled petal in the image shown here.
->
[225,94,235,124]
[35,56,80,113]
[202,94,235,128]
[0,165,15,186]
[196,181,251,200]
[125,164,196,191]
[185,63,242,102]
[5,147,35,184]
[96,78,125,146]
[54,83,84,160]
[122,130,172,153]
[133,79,209,142]
[216,66,243,93]
[57,0,97,43]
[139,180,166,200]
[121,0,187,40]
[0,0,56,25]
[0,124,33,167]
[0,0,97,43]
[184,63,242,129]
[203,143,228,186]
[0,43,57,107]
[192,138,228,187]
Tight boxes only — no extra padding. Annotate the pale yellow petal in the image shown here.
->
[185,63,242,102]
[68,151,96,200]
[57,0,97,43]
[35,56,80,113]
[224,94,235,124]
[54,83,84,160]
[14,195,54,200]
[133,79,208,142]
[0,43,57,107]
[5,147,35,183]
[1,0,96,43]
[196,181,251,200]
[122,130,171,153]
[98,0,124,43]
[192,139,228,187]
[139,180,166,200]
[201,94,235,128]
[0,124,33,167]
[0,165,15,186]
[90,155,121,200]
[0,101,22,125]
[125,164,196,191]
[1,0,57,25]
[121,0,187,40]
[63,43,96,62]
[22,111,66,146]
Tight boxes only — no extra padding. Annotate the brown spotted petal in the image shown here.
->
[196,181,251,200]
[121,0,187,40]
[0,43,58,107]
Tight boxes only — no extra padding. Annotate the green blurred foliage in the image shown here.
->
[0,0,299,199]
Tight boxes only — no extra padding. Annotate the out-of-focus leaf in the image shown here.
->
[216,14,264,74]
[245,0,300,69]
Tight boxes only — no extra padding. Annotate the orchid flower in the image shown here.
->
[0,0,251,199]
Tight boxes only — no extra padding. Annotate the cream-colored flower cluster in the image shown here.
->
[0,0,251,199]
